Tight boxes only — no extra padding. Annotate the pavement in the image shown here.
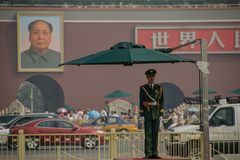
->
[114,157,188,160]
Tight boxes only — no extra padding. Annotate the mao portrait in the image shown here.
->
[17,13,64,72]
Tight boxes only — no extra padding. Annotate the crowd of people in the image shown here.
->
[51,103,200,133]
[53,108,139,125]
[160,104,200,130]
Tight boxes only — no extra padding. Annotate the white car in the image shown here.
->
[166,102,240,158]
[0,126,9,144]
[167,124,200,133]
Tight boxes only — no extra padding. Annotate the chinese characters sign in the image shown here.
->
[135,27,240,54]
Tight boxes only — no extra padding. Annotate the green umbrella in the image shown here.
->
[104,90,132,99]
[63,104,76,111]
[229,88,240,94]
[59,42,195,66]
[192,88,217,95]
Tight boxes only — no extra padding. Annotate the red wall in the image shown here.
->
[0,20,240,111]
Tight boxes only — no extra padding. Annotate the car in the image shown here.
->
[166,102,240,158]
[8,118,105,150]
[2,113,58,129]
[0,125,9,144]
[0,114,19,126]
[82,116,138,137]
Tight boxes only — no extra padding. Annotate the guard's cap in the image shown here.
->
[145,69,156,76]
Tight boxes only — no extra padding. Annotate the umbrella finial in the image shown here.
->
[110,41,145,49]
[155,48,173,53]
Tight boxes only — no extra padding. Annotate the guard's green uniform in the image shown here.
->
[140,76,164,158]
[21,47,61,68]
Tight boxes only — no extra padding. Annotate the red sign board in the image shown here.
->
[135,27,240,54]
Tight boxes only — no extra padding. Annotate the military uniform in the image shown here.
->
[139,69,164,158]
[21,47,61,68]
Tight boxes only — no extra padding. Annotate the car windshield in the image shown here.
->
[108,117,130,124]
[92,116,130,125]
[209,106,217,115]
[5,113,57,126]
[6,116,20,125]
[0,115,18,123]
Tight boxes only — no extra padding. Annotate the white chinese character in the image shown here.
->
[235,31,240,48]
[208,31,225,48]
[179,32,196,49]
[151,32,169,49]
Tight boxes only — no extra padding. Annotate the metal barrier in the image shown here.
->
[2,131,110,160]
[210,132,240,159]
[0,130,218,160]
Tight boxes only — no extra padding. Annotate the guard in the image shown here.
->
[139,69,164,159]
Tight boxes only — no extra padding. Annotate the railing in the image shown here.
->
[2,130,240,160]
[210,132,240,158]
[0,130,205,160]
[0,131,240,160]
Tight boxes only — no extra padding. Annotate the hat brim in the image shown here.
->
[146,74,156,76]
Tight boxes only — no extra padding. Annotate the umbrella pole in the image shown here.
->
[171,39,199,51]
[199,69,203,131]
[173,39,209,159]
[200,39,209,160]
[155,39,200,53]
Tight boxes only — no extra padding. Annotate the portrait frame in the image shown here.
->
[17,12,64,72]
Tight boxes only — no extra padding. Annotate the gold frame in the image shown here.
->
[17,12,64,72]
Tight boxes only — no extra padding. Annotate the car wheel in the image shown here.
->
[25,136,39,150]
[119,129,129,138]
[8,136,17,149]
[83,135,97,149]
[8,141,17,149]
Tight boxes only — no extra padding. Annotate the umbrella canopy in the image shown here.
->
[59,42,195,66]
[56,107,68,113]
[63,104,76,111]
[229,88,240,94]
[105,90,131,99]
[187,106,199,112]
[87,110,100,119]
[192,88,217,95]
